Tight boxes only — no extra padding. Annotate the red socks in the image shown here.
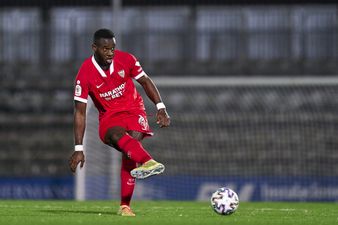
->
[117,134,152,206]
[117,134,152,164]
[120,155,137,206]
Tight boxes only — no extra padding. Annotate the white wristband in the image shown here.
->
[75,145,84,151]
[156,102,166,110]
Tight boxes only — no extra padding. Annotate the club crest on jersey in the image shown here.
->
[118,70,125,78]
[138,115,148,131]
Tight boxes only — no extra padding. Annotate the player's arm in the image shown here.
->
[69,101,86,173]
[137,75,170,128]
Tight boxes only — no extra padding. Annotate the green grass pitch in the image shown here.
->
[0,200,337,225]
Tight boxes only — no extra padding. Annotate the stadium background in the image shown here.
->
[0,0,337,201]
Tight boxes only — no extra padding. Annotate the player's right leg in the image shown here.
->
[118,155,137,216]
[117,205,136,217]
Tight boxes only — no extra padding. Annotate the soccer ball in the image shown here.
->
[210,187,239,215]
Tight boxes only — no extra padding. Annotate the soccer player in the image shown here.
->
[68,28,170,216]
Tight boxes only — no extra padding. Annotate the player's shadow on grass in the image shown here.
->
[39,209,114,216]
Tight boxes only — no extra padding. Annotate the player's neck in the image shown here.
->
[94,55,110,71]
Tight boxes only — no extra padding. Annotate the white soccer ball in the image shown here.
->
[210,187,239,215]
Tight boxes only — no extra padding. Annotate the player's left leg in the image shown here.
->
[130,159,165,179]
[105,126,152,164]
[124,114,165,179]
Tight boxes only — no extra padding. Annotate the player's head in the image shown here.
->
[92,28,116,66]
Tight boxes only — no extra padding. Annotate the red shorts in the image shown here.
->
[99,110,154,142]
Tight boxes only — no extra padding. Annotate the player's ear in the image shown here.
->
[92,43,97,52]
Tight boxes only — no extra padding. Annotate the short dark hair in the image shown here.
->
[93,28,115,44]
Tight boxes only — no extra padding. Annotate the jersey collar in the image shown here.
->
[91,55,114,78]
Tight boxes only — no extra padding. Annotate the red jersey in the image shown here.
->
[73,50,147,121]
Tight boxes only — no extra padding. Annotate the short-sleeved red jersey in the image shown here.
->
[74,50,147,121]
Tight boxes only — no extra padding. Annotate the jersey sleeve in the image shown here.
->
[129,54,147,80]
[74,63,89,103]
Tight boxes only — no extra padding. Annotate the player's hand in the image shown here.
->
[69,151,85,173]
[156,108,170,128]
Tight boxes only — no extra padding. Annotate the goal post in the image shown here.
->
[76,76,338,202]
[75,98,121,200]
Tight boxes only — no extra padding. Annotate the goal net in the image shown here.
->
[77,77,338,201]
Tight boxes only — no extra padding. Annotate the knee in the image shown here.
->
[104,126,126,147]
[128,130,145,141]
